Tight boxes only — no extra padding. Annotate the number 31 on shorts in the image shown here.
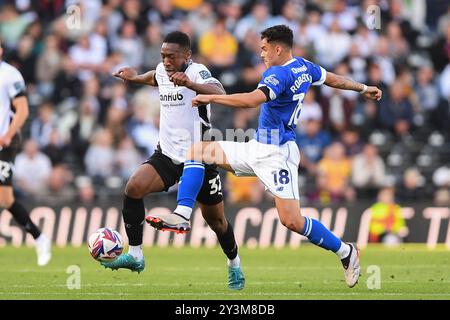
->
[209,176,222,195]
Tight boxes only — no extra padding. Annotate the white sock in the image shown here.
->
[35,234,47,245]
[227,254,241,268]
[174,205,193,220]
[336,242,351,259]
[128,245,143,261]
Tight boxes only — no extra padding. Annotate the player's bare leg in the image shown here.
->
[146,141,233,232]
[102,164,165,273]
[275,197,360,287]
[199,202,245,290]
[0,186,51,266]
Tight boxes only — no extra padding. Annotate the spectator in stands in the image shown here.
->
[112,20,144,69]
[352,144,386,198]
[30,102,57,148]
[42,129,67,166]
[118,0,147,34]
[147,0,184,35]
[340,127,364,157]
[187,1,216,39]
[36,164,75,205]
[272,1,300,34]
[415,65,440,113]
[70,98,99,166]
[199,16,238,76]
[126,104,159,156]
[315,19,351,69]
[437,5,450,36]
[373,37,396,86]
[321,0,358,32]
[385,21,410,63]
[379,81,414,137]
[218,0,242,33]
[312,142,354,204]
[35,34,63,98]
[75,176,97,205]
[320,62,357,132]
[302,7,326,48]
[7,34,37,84]
[84,128,116,183]
[234,0,275,42]
[431,22,450,72]
[397,167,425,203]
[352,22,378,58]
[68,34,105,81]
[14,139,52,199]
[115,137,144,180]
[433,166,450,206]
[235,29,266,92]
[369,187,407,245]
[142,23,163,70]
[225,173,265,205]
[0,4,36,50]
[296,119,332,174]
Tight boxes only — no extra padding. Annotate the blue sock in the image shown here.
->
[301,217,342,253]
[175,160,205,219]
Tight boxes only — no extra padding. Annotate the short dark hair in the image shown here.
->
[163,31,191,50]
[261,25,293,48]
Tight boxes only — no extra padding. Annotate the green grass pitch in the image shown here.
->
[0,244,449,300]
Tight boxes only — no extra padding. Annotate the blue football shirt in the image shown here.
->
[256,57,326,145]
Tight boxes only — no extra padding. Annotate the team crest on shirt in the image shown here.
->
[264,74,279,86]
[199,70,212,79]
[13,81,25,92]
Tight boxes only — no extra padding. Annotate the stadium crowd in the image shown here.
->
[0,0,449,207]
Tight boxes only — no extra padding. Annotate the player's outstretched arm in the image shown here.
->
[192,89,266,108]
[0,96,29,148]
[324,71,382,101]
[113,68,158,86]
[168,72,225,95]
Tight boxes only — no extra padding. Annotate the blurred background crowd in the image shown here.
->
[0,0,449,210]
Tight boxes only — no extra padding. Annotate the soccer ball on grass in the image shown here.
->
[88,227,123,262]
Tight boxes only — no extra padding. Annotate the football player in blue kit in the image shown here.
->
[147,25,382,287]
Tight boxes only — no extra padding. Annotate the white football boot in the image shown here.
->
[341,243,360,288]
[35,235,52,266]
[145,212,191,234]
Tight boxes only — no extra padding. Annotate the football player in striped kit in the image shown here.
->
[0,40,51,266]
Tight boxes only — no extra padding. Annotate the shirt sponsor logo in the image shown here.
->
[264,74,279,86]
[160,92,184,102]
[291,66,308,74]
[199,70,212,80]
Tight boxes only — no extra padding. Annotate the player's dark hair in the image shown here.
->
[261,25,293,48]
[163,31,191,50]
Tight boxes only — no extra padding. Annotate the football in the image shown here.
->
[88,228,123,262]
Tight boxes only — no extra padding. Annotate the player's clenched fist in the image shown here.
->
[169,72,192,87]
[192,94,212,107]
[364,86,382,101]
[113,67,138,82]
[0,135,12,148]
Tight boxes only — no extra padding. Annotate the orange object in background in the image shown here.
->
[226,172,264,204]
[172,0,203,11]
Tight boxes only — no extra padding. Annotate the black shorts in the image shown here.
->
[0,134,21,186]
[144,147,223,206]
